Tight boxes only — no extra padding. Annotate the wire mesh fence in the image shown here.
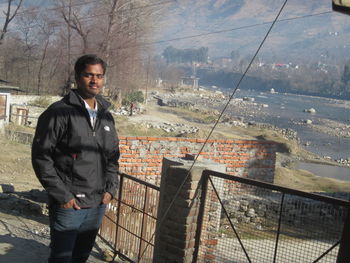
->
[99,173,160,262]
[198,170,349,263]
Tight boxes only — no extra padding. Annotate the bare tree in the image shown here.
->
[57,0,91,54]
[16,9,39,93]
[0,0,162,97]
[36,15,55,95]
[0,0,23,45]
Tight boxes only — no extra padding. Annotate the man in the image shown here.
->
[32,54,119,263]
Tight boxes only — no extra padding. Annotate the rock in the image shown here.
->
[243,97,255,102]
[0,184,15,193]
[246,208,256,217]
[304,108,316,113]
[304,119,313,124]
[102,249,114,262]
[0,193,11,200]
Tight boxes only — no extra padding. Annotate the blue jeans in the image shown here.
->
[48,204,106,263]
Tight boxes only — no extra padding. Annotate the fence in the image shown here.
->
[99,172,160,262]
[99,169,350,262]
[198,170,350,263]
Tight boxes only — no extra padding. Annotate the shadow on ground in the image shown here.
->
[0,233,49,263]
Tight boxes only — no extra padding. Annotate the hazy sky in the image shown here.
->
[1,0,349,61]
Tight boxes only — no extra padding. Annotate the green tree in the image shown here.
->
[122,90,144,105]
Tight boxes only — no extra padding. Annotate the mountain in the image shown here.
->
[155,0,350,63]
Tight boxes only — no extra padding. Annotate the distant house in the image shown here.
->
[0,79,21,128]
[179,76,199,90]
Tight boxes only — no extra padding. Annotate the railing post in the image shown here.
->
[153,158,225,263]
[337,208,350,263]
[138,186,150,262]
[192,171,209,262]
[114,173,124,256]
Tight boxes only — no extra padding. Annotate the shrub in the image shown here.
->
[122,91,144,106]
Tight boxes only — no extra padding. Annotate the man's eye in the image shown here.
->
[82,73,104,79]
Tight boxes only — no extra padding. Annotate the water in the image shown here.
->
[298,162,350,182]
[232,89,350,160]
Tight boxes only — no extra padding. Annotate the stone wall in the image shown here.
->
[119,136,277,185]
[222,192,349,231]
[5,131,278,185]
[5,129,34,144]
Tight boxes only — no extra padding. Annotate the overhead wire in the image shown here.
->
[9,9,333,63]
[138,0,290,261]
[108,10,332,50]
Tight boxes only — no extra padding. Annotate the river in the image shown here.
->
[230,89,350,160]
[220,88,350,181]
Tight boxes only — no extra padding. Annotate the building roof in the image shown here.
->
[0,85,22,92]
[0,79,10,84]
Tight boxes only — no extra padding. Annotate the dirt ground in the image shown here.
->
[1,92,350,262]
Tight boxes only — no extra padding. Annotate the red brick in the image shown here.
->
[204,239,218,246]
[146,137,160,141]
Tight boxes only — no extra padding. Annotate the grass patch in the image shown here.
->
[29,96,52,108]
[117,123,178,137]
[158,107,219,124]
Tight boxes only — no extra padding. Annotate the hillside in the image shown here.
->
[156,0,350,61]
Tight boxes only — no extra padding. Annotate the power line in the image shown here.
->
[5,9,333,64]
[6,3,332,44]
[138,0,290,261]
[116,10,332,49]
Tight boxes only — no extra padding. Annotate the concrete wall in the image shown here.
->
[10,95,61,105]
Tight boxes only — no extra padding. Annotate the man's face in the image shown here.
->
[76,64,104,99]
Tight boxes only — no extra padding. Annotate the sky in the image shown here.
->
[153,0,350,61]
[0,0,349,62]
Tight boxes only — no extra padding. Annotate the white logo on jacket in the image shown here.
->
[104,126,110,132]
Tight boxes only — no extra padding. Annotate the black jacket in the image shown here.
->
[32,90,119,208]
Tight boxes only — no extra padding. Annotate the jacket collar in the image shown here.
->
[65,89,111,111]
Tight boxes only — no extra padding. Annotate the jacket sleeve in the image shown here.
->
[31,108,75,205]
[104,120,120,197]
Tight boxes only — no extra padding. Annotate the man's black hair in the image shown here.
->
[74,54,107,80]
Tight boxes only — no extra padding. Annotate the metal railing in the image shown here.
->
[198,170,350,263]
[99,172,160,262]
[99,170,350,263]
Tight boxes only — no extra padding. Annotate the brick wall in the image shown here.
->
[118,136,278,185]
